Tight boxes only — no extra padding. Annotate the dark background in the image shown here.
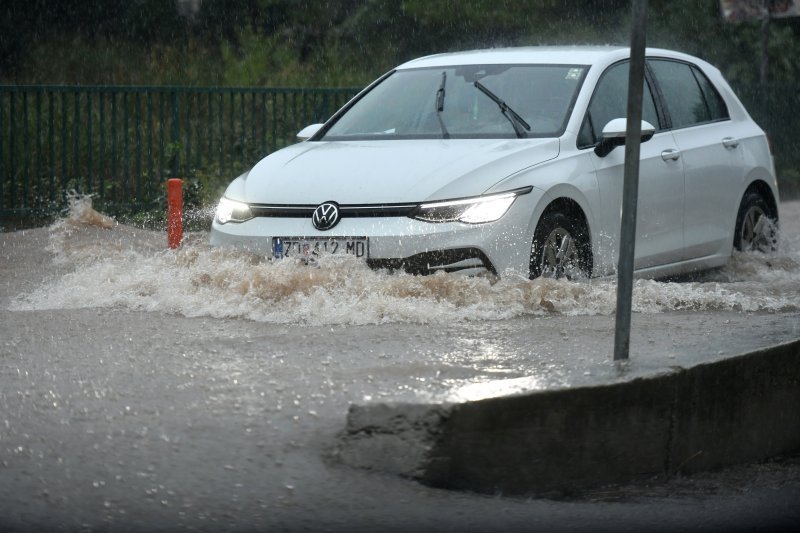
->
[2,0,799,89]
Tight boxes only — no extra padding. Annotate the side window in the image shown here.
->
[692,66,729,121]
[649,60,726,129]
[578,62,659,148]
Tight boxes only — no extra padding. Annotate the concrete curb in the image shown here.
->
[337,339,800,496]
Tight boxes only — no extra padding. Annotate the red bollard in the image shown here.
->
[167,178,183,249]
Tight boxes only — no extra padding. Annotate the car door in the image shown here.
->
[580,61,685,271]
[648,59,745,260]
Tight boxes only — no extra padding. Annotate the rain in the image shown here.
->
[2,1,800,531]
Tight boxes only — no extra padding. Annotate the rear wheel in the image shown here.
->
[530,211,592,280]
[733,191,778,253]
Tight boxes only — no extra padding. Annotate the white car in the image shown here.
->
[210,46,779,279]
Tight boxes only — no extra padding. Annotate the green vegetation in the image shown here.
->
[3,0,799,88]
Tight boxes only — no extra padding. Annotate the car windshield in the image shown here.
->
[321,64,588,140]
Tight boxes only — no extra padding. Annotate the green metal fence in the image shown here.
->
[731,83,800,200]
[1,82,798,225]
[0,85,358,222]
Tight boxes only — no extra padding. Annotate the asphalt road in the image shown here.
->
[1,202,799,531]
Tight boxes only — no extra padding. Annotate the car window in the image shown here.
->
[321,64,588,140]
[578,61,659,148]
[691,65,729,121]
[649,59,726,129]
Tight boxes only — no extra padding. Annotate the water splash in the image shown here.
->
[9,198,800,325]
[61,191,117,229]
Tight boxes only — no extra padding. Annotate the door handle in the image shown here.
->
[661,149,681,161]
[722,137,739,149]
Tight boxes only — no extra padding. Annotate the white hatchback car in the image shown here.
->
[210,46,779,279]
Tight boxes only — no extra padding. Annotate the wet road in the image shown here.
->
[0,200,799,531]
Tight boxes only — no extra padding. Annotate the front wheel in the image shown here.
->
[733,191,778,253]
[530,211,592,280]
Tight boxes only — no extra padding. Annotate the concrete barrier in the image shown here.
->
[337,339,800,496]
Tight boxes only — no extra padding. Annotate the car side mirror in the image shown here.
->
[296,123,324,141]
[594,118,656,158]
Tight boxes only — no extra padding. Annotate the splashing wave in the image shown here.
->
[9,196,800,325]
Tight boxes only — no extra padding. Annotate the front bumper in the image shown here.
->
[209,191,542,278]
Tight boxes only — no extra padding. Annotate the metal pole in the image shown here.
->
[613,0,648,361]
[760,2,769,102]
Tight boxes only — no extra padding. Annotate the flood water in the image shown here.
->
[2,197,799,531]
[8,196,800,324]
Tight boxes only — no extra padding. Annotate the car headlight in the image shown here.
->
[410,187,532,224]
[216,197,253,224]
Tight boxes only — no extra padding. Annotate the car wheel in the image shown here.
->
[530,211,592,280]
[733,191,778,253]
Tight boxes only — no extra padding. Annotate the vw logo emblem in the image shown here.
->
[312,202,340,231]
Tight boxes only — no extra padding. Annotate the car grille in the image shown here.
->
[368,248,497,276]
[250,204,418,218]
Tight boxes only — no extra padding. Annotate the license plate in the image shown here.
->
[272,237,369,260]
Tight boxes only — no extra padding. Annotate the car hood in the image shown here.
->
[236,138,560,204]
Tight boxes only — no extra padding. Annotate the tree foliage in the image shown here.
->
[2,0,798,88]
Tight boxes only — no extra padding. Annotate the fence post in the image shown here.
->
[0,90,4,213]
[171,91,180,178]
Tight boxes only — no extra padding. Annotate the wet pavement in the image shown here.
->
[0,200,799,530]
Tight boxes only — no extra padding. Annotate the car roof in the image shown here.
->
[396,46,704,69]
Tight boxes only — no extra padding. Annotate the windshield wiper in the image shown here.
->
[435,71,450,139]
[473,80,531,138]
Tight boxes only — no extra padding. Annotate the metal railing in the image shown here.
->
[1,82,797,225]
[0,85,358,221]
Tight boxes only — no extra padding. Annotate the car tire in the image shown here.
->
[530,211,592,280]
[733,190,778,253]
